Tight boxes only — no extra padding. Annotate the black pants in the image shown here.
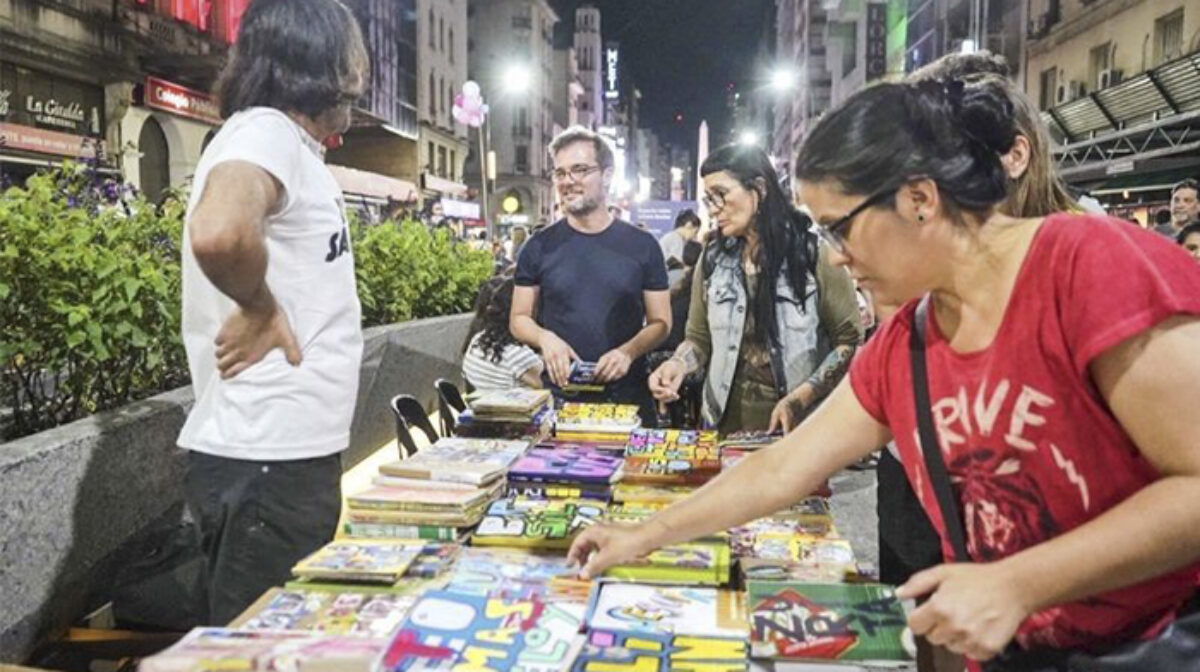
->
[184,450,342,624]
[877,448,943,585]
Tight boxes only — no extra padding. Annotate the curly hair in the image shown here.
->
[463,275,519,364]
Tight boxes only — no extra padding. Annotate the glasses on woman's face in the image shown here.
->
[552,164,602,183]
[814,187,898,254]
[701,188,733,213]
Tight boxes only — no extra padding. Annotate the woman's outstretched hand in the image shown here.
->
[567,522,660,579]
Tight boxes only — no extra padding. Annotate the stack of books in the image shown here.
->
[456,389,554,440]
[231,587,418,638]
[290,540,425,585]
[471,496,606,550]
[732,500,859,583]
[622,429,721,486]
[555,403,642,446]
[343,437,528,539]
[506,443,624,501]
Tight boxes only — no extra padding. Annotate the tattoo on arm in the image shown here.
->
[671,341,703,374]
[803,345,856,401]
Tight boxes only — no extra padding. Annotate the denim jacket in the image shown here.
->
[699,243,826,427]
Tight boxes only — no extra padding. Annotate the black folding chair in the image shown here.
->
[434,378,467,437]
[389,394,439,459]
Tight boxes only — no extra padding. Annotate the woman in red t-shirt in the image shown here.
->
[569,78,1200,665]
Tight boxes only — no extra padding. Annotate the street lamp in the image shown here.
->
[502,63,533,94]
[769,67,796,93]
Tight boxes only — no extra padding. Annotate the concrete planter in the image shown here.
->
[0,313,472,663]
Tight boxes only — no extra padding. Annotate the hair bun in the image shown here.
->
[952,80,1017,156]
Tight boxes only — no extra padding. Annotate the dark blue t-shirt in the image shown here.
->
[514,219,669,384]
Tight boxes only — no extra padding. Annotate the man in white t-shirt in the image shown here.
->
[658,209,700,288]
[179,0,368,623]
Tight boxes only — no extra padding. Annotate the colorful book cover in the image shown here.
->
[791,536,857,567]
[468,388,552,414]
[612,483,696,505]
[380,591,583,672]
[346,480,502,512]
[572,629,748,672]
[139,627,385,672]
[379,437,530,485]
[509,446,623,484]
[506,480,613,501]
[230,587,415,638]
[556,403,642,432]
[472,497,605,549]
[443,547,580,600]
[730,517,838,558]
[621,429,721,485]
[291,540,424,584]
[404,542,460,579]
[341,521,464,541]
[585,582,747,639]
[747,581,913,664]
[602,542,732,586]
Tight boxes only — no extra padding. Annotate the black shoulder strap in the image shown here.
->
[909,296,971,562]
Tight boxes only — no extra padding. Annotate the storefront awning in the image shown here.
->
[327,164,419,203]
[1089,165,1199,196]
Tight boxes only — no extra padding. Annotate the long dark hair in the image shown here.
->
[215,0,368,119]
[463,275,518,364]
[795,80,1016,219]
[700,144,818,349]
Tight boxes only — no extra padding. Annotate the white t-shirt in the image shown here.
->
[178,107,363,461]
[462,331,543,391]
[659,229,686,287]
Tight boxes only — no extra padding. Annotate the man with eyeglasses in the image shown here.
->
[510,126,671,424]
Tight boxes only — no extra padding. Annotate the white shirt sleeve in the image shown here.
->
[206,110,303,213]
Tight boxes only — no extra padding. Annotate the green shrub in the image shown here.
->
[1,164,491,440]
[0,165,188,438]
[353,219,492,327]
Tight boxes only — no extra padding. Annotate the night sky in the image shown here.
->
[549,0,773,156]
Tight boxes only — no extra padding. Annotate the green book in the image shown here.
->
[747,581,914,665]
[342,521,464,541]
[602,541,731,586]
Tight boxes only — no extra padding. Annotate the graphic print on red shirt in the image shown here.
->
[850,213,1200,650]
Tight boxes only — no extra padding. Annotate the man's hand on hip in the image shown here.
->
[215,299,303,379]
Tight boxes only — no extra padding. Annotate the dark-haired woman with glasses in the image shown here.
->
[572,78,1200,668]
[647,144,862,434]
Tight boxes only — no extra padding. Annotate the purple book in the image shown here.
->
[508,446,623,484]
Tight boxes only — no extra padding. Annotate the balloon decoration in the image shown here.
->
[452,81,489,128]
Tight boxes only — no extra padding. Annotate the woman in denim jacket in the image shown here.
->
[648,144,862,434]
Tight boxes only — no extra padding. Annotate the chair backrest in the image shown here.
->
[390,394,439,459]
[434,378,467,437]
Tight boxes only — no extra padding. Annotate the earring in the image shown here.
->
[916,213,925,223]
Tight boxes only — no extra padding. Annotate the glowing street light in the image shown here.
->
[739,130,759,146]
[769,67,796,93]
[960,39,977,54]
[503,63,533,94]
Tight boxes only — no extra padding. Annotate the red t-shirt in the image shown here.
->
[851,213,1200,651]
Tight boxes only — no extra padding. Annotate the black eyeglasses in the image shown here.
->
[815,186,898,254]
[552,163,602,183]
